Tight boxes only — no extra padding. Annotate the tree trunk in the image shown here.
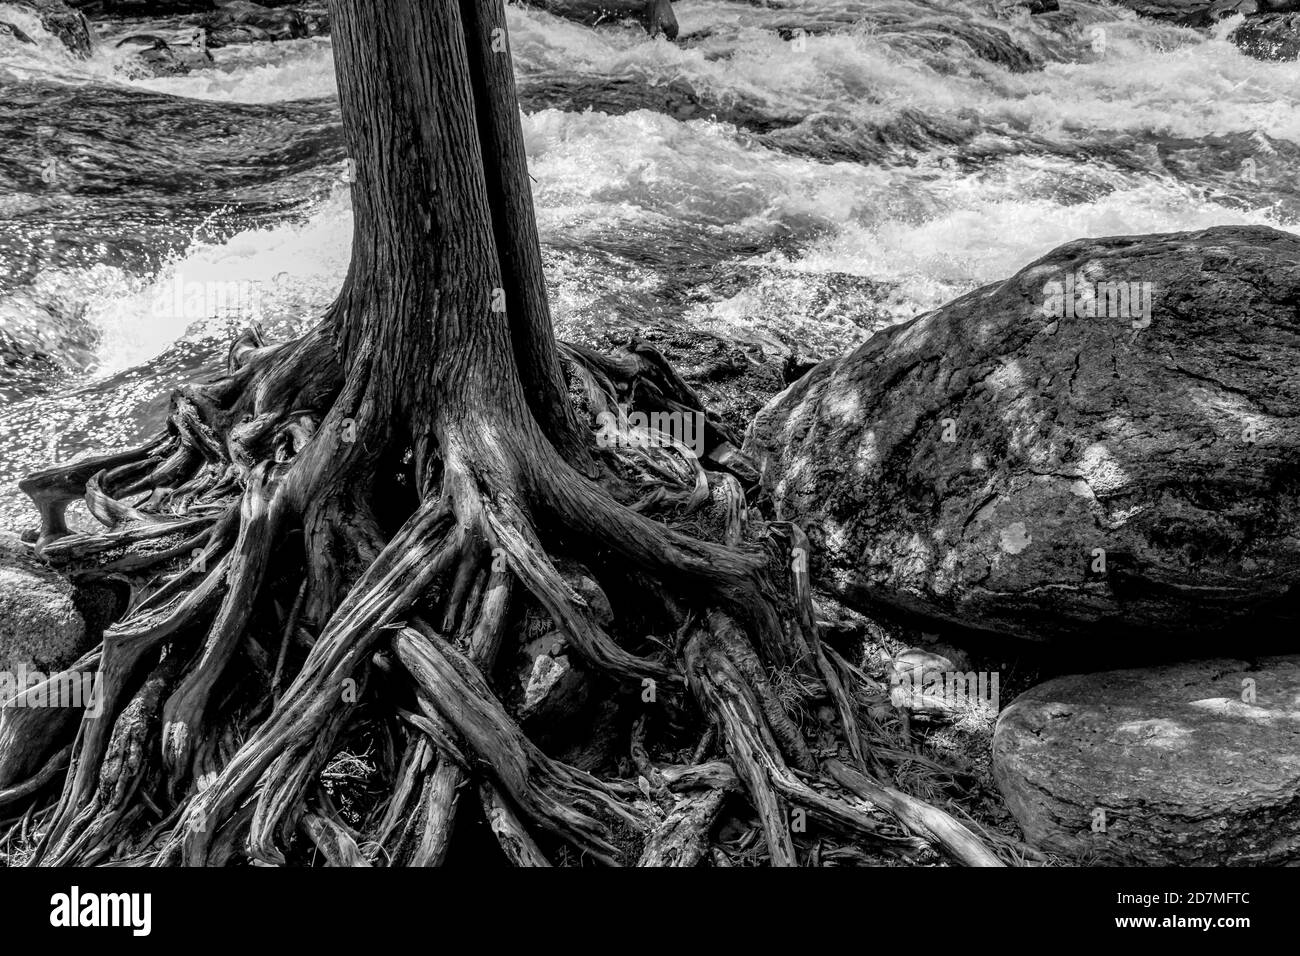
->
[328,0,566,447]
[4,0,1007,871]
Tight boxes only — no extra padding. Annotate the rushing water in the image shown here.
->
[0,0,1297,531]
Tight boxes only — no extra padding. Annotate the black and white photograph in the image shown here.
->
[0,0,1295,935]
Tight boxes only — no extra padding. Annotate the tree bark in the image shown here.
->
[4,0,1006,872]
[327,0,589,479]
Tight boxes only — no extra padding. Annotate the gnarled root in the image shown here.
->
[4,324,1009,869]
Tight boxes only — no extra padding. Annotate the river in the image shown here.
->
[1,0,1297,531]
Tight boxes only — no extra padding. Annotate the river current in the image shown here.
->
[1,0,1297,529]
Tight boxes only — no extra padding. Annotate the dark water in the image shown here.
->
[0,0,1297,531]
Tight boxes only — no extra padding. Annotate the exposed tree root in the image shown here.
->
[0,0,1024,871]
[302,808,370,867]
[4,324,1010,867]
[638,789,726,867]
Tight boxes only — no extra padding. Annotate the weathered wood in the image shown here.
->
[479,781,551,866]
[684,624,797,867]
[637,789,725,866]
[380,575,514,867]
[302,811,371,867]
[394,623,644,865]
[825,759,1004,868]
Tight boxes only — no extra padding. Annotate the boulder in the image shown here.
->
[0,19,34,42]
[110,33,204,76]
[1231,11,1300,59]
[0,532,120,794]
[993,657,1300,864]
[643,0,676,39]
[0,0,93,57]
[199,1,311,45]
[0,531,92,676]
[745,226,1300,645]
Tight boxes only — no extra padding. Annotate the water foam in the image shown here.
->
[87,185,352,376]
[9,0,1300,381]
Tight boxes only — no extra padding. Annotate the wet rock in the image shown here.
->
[524,0,677,38]
[0,533,122,792]
[0,0,94,57]
[1212,0,1300,16]
[518,631,590,725]
[111,32,204,75]
[199,1,313,46]
[994,0,1060,13]
[70,0,330,43]
[518,73,797,137]
[1107,1,1217,25]
[905,19,1045,72]
[0,19,34,42]
[1231,11,1300,60]
[1110,0,1300,26]
[644,0,675,39]
[0,532,92,675]
[746,225,1300,646]
[993,656,1300,864]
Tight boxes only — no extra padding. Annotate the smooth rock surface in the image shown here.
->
[993,657,1300,864]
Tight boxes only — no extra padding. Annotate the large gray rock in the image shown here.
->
[993,657,1300,865]
[745,226,1300,644]
[0,532,92,675]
